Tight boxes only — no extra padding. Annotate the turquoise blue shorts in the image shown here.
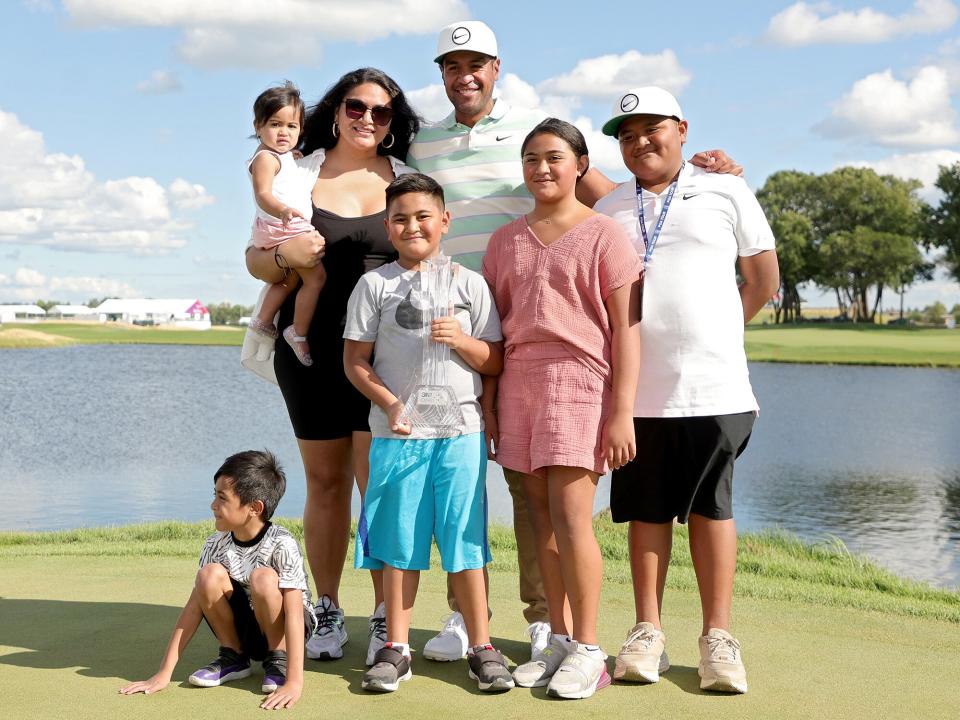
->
[355,432,492,573]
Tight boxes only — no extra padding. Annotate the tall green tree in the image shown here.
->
[757,167,929,322]
[928,162,960,284]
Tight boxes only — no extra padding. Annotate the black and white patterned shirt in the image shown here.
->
[199,522,316,632]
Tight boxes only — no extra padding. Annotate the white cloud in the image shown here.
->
[847,149,960,202]
[537,50,691,99]
[62,0,470,69]
[407,84,451,124]
[169,179,215,210]
[135,70,181,94]
[0,266,138,302]
[766,0,958,46]
[815,66,960,148]
[571,117,624,176]
[0,108,211,253]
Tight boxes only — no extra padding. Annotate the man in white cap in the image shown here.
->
[407,22,744,670]
[594,87,779,694]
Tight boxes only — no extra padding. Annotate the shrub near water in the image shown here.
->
[2,513,957,623]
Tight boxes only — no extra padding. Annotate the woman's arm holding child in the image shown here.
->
[344,340,412,435]
[259,588,306,710]
[603,279,642,470]
[118,589,205,695]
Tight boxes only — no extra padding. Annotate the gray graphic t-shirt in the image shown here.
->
[343,261,502,439]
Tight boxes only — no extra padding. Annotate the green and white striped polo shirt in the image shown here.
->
[407,99,547,270]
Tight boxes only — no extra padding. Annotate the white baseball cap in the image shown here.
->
[602,87,684,137]
[434,21,498,63]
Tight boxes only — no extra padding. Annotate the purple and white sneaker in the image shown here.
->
[261,650,288,693]
[188,646,251,687]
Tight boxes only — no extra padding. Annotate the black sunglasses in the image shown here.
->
[343,98,394,127]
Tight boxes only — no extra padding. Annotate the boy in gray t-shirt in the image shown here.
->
[343,174,513,694]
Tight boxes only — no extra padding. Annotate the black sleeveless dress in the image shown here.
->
[274,207,396,440]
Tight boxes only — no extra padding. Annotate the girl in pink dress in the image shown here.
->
[482,118,642,699]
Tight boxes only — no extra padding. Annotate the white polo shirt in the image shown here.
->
[595,164,775,418]
[407,99,546,269]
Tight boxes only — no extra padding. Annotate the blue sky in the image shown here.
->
[2,0,959,309]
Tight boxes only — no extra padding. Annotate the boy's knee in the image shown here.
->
[196,563,231,594]
[248,567,281,597]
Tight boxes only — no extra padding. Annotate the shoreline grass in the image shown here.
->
[3,513,957,623]
[3,321,958,367]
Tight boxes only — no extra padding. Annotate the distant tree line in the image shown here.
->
[207,302,254,326]
[757,162,960,324]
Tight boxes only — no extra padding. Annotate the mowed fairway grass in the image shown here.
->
[745,324,960,367]
[3,321,958,367]
[1,515,957,720]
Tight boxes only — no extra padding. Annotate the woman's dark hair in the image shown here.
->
[253,81,305,129]
[300,68,421,160]
[521,117,591,178]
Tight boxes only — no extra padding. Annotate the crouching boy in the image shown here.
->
[119,450,317,710]
[343,173,513,694]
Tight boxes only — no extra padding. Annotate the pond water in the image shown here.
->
[2,345,958,588]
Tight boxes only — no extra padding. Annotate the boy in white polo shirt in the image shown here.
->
[594,87,779,694]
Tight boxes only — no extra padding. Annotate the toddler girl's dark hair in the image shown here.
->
[520,117,591,179]
[253,81,305,130]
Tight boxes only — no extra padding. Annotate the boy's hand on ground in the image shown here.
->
[118,673,171,696]
[430,316,464,349]
[387,400,413,435]
[260,680,302,710]
[602,411,637,470]
[483,411,498,459]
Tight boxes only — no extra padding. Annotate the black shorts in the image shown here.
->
[204,578,269,661]
[610,412,755,524]
[274,333,370,441]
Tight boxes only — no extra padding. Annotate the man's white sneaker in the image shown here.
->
[546,642,611,699]
[698,628,747,694]
[422,611,468,661]
[613,622,669,683]
[512,635,570,688]
[526,621,551,659]
[306,595,348,660]
[366,602,387,666]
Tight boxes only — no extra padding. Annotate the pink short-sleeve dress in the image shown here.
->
[482,214,642,477]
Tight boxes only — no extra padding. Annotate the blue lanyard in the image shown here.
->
[635,161,684,263]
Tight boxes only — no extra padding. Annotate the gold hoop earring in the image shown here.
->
[332,121,339,138]
[380,132,395,149]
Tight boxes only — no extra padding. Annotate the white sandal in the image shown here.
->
[283,326,313,366]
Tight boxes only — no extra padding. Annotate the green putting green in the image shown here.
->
[1,518,957,719]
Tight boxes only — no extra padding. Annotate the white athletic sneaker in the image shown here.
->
[527,621,552,659]
[366,602,387,666]
[613,622,669,683]
[698,628,748,694]
[423,611,468,661]
[306,595,348,660]
[546,642,611,699]
[512,635,570,688]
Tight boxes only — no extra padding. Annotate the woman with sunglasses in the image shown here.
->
[244,67,420,667]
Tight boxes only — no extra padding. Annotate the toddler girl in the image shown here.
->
[248,81,324,366]
[482,118,642,699]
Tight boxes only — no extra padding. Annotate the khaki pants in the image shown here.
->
[447,467,549,624]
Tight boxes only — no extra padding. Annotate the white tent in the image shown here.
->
[94,298,211,329]
[48,304,99,319]
[0,304,46,323]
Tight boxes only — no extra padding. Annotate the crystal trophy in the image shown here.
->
[402,253,465,437]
